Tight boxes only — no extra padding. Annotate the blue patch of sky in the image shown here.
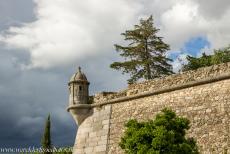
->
[182,37,210,56]
[168,36,210,60]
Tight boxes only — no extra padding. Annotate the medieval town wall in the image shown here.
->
[73,105,111,154]
[74,62,230,154]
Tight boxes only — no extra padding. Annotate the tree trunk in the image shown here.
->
[145,39,151,79]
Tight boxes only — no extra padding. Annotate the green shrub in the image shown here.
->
[120,108,199,154]
[182,45,230,71]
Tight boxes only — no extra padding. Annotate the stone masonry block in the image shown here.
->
[95,145,106,152]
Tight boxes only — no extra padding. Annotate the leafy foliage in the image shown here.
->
[110,16,173,84]
[119,108,199,154]
[182,46,230,71]
[41,114,52,154]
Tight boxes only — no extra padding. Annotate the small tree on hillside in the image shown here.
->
[182,45,230,71]
[182,53,212,71]
[110,15,173,84]
[41,114,52,154]
[119,108,199,154]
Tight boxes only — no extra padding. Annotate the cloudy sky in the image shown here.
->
[0,0,230,148]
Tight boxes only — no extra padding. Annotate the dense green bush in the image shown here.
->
[119,108,199,154]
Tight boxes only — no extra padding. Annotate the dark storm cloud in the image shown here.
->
[0,45,128,148]
[0,1,78,147]
[0,0,35,30]
[0,47,77,147]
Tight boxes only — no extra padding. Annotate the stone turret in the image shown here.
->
[67,67,91,125]
[68,67,89,105]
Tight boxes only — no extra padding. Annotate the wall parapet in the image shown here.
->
[92,62,230,104]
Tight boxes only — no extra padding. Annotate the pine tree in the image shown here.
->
[110,15,173,83]
[41,114,52,154]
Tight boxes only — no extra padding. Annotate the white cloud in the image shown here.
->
[160,1,202,49]
[197,45,213,57]
[0,0,141,68]
[195,0,230,19]
[205,10,230,49]
[160,0,230,51]
[171,53,188,73]
[1,0,230,69]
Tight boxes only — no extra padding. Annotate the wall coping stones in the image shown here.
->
[67,71,230,110]
[91,62,230,104]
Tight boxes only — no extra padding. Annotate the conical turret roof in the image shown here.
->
[69,67,89,84]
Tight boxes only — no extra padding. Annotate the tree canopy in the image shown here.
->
[110,15,173,84]
[182,46,230,71]
[119,108,199,154]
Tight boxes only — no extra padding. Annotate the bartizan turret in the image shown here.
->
[67,67,91,125]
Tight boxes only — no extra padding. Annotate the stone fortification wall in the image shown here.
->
[75,62,230,154]
[108,78,230,153]
[73,105,111,154]
[93,62,230,104]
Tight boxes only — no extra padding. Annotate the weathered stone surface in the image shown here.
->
[93,62,230,104]
[72,105,111,154]
[108,79,230,153]
[69,62,230,154]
